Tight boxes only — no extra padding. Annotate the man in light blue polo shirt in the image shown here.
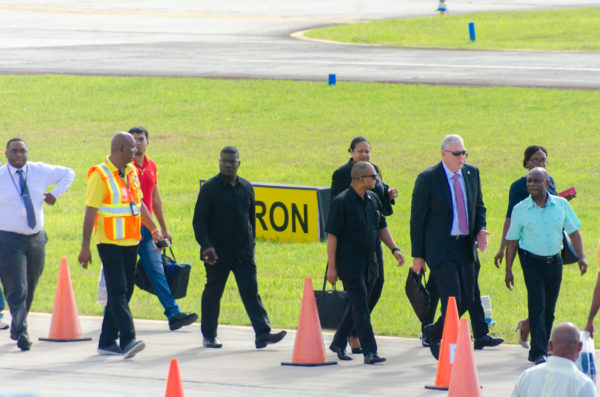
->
[505,167,587,365]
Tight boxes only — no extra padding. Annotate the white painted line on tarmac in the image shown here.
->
[228,58,600,73]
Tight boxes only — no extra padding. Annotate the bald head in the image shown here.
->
[351,161,374,180]
[528,166,550,182]
[109,131,136,170]
[549,322,581,361]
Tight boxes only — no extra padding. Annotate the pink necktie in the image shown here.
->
[452,174,468,235]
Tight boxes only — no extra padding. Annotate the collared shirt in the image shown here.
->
[325,187,387,282]
[441,162,469,236]
[86,157,142,246]
[506,193,580,256]
[0,162,75,235]
[192,173,256,265]
[132,155,158,215]
[506,175,557,218]
[511,356,596,397]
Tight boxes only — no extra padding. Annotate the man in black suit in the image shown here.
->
[410,134,497,359]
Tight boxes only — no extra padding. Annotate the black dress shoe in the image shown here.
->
[330,344,352,361]
[423,324,440,360]
[203,337,223,348]
[17,334,32,351]
[168,312,198,331]
[474,334,504,350]
[420,332,430,348]
[364,353,386,364]
[255,330,287,348]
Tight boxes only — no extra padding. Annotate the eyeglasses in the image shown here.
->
[444,150,468,157]
[361,173,378,180]
[529,158,547,165]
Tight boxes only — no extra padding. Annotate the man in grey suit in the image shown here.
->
[410,134,491,359]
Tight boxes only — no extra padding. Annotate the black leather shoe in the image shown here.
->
[203,337,223,348]
[330,344,352,361]
[169,312,198,331]
[534,355,547,365]
[364,353,386,364]
[17,334,32,351]
[255,330,287,348]
[423,324,440,360]
[420,332,430,347]
[474,334,504,350]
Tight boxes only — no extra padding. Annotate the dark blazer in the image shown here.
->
[330,159,394,216]
[410,162,486,268]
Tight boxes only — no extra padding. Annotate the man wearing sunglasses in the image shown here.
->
[410,134,490,360]
[326,161,405,364]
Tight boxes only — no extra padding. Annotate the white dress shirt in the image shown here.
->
[511,356,596,397]
[0,162,75,235]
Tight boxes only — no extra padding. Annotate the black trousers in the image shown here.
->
[97,243,138,350]
[331,267,377,355]
[201,261,270,339]
[424,254,488,338]
[428,238,475,341]
[519,249,562,360]
[0,230,46,339]
[350,244,384,338]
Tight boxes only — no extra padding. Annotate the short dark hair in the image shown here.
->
[523,145,547,168]
[128,126,149,139]
[6,138,25,150]
[220,146,239,156]
[348,136,370,153]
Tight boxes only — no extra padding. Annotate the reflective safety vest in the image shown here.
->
[88,162,142,241]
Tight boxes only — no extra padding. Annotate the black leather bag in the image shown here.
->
[562,230,579,265]
[405,268,430,323]
[135,247,191,299]
[314,267,349,330]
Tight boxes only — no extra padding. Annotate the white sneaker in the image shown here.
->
[0,319,9,330]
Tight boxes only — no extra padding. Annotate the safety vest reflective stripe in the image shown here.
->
[97,163,120,204]
[98,205,133,215]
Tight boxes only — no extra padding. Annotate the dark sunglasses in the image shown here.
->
[362,173,378,180]
[444,150,468,157]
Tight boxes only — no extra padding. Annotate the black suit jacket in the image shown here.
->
[410,162,486,268]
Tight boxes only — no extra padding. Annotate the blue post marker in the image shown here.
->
[468,22,476,41]
[437,0,447,15]
[328,74,336,86]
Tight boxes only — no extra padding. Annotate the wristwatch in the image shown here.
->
[391,247,401,254]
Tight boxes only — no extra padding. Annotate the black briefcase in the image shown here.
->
[314,267,349,330]
[405,268,430,323]
[135,247,191,299]
[562,230,579,265]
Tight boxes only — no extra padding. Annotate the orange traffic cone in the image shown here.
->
[165,358,184,397]
[281,277,336,366]
[39,257,91,342]
[425,296,460,390]
[448,318,482,397]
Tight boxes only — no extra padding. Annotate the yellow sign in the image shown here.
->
[254,184,322,243]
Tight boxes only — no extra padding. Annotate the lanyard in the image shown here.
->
[8,165,28,197]
[116,167,136,202]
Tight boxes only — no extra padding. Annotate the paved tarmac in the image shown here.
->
[0,312,545,396]
[0,0,599,88]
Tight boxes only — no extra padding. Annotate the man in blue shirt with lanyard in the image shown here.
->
[505,167,587,364]
[0,138,75,351]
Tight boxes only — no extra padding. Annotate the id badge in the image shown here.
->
[130,202,140,216]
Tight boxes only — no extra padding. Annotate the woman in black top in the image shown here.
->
[329,136,397,353]
[493,145,575,348]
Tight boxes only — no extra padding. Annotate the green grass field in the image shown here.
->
[2,74,600,346]
[304,7,600,51]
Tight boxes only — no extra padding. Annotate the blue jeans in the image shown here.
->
[138,226,180,319]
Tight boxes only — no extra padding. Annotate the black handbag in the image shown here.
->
[135,247,192,299]
[562,230,579,265]
[314,266,349,330]
[405,268,430,323]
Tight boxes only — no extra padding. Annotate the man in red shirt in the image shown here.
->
[129,127,197,330]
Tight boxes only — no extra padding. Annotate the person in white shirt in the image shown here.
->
[511,322,596,397]
[0,138,75,351]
